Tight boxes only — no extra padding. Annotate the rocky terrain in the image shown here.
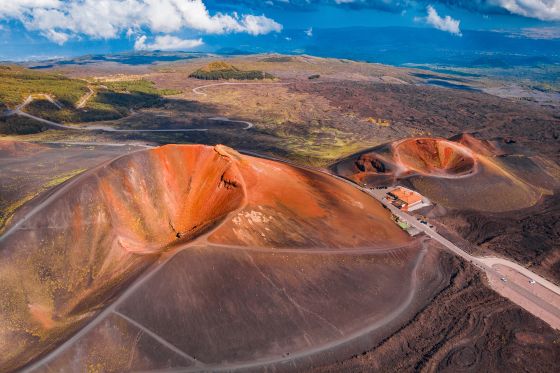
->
[1,54,560,372]
[310,252,560,373]
[332,133,560,284]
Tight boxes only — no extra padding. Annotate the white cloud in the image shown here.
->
[42,28,70,44]
[493,0,560,21]
[239,14,283,35]
[420,5,462,36]
[0,0,61,19]
[134,35,203,50]
[0,0,282,44]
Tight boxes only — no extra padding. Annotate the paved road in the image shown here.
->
[16,148,560,372]
[367,188,560,329]
[240,150,560,330]
[18,149,429,373]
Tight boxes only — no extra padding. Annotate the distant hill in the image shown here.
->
[0,66,181,134]
[189,61,274,80]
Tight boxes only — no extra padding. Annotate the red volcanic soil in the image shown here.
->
[209,152,409,248]
[393,138,476,177]
[0,144,409,371]
[332,134,559,212]
[0,140,47,157]
[451,133,505,157]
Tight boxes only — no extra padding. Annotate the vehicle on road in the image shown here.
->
[501,277,508,282]
[529,279,536,284]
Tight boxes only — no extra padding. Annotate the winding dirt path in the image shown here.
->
[192,81,291,97]
[8,83,559,369]
[240,150,560,330]
[75,86,95,109]
[19,150,429,373]
[5,93,253,134]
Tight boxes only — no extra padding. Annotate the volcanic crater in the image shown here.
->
[332,134,559,212]
[0,143,416,372]
[393,138,477,178]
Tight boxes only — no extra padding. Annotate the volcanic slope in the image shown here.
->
[0,144,412,372]
[332,133,560,282]
[332,134,559,212]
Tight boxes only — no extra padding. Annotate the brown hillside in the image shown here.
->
[0,144,408,371]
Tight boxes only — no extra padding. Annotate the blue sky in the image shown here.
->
[0,0,558,60]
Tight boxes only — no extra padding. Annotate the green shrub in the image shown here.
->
[260,56,294,63]
[189,61,274,80]
[0,115,47,135]
[9,75,180,123]
[0,65,88,108]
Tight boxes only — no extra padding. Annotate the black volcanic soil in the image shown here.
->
[291,81,560,162]
[433,193,560,284]
[332,133,560,284]
[309,252,560,373]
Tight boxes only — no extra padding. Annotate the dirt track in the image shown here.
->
[242,149,560,331]
[0,144,415,372]
[4,93,254,134]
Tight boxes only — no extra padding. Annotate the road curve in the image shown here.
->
[208,116,253,130]
[19,153,428,373]
[366,188,560,330]
[15,147,560,372]
[75,86,95,109]
[192,81,291,97]
[240,150,560,330]
[5,94,252,134]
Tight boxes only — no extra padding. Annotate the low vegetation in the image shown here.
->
[0,65,88,108]
[0,116,47,135]
[0,168,86,232]
[0,66,182,126]
[366,117,391,127]
[260,56,294,63]
[189,61,274,80]
[16,78,181,124]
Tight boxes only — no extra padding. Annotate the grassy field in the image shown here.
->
[0,65,89,108]
[27,79,182,123]
[0,67,183,129]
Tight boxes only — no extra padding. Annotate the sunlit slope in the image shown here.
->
[0,144,408,371]
[332,134,559,212]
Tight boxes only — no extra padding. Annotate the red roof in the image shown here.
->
[391,187,422,205]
